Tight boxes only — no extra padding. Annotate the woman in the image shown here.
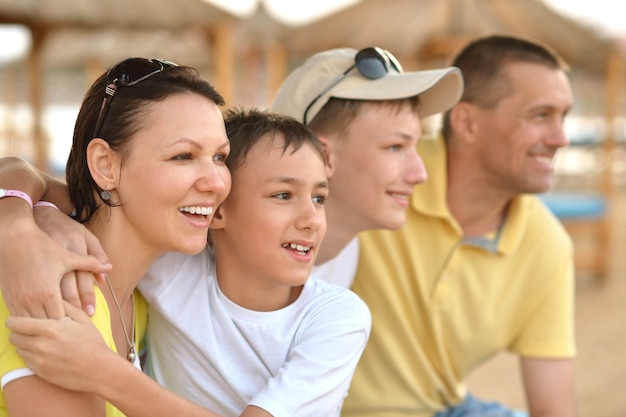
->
[0,57,231,416]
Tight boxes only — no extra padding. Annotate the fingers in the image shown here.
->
[4,275,63,319]
[60,274,97,318]
[62,300,92,324]
[4,297,47,320]
[10,333,40,369]
[0,213,109,319]
[6,315,49,337]
[76,271,97,316]
[2,205,110,321]
[67,250,112,276]
[7,315,70,380]
[61,251,111,317]
[6,303,88,347]
[51,250,109,319]
[42,298,67,321]
[60,272,81,316]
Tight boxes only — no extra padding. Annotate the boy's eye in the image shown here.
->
[388,144,402,152]
[313,195,327,205]
[273,192,290,200]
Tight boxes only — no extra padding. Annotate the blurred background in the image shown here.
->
[1,1,625,415]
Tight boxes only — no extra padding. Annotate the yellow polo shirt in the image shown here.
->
[343,135,576,417]
[0,287,147,417]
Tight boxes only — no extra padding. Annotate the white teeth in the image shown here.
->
[390,193,409,201]
[179,206,213,216]
[282,243,311,253]
[535,156,553,164]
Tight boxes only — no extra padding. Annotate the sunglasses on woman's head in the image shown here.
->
[302,47,403,125]
[93,57,178,139]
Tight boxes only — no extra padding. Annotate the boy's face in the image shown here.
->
[325,102,426,233]
[211,133,328,308]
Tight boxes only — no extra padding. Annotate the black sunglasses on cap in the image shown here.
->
[302,47,404,125]
[93,57,178,139]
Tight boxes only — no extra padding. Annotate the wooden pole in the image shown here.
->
[603,46,623,194]
[210,21,235,107]
[264,40,287,107]
[26,24,48,171]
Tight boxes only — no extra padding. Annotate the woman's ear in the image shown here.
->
[209,205,226,230]
[316,134,335,179]
[87,139,118,190]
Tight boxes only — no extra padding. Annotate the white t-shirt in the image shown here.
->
[139,246,370,417]
[311,237,359,288]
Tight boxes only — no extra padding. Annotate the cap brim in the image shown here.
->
[330,67,463,118]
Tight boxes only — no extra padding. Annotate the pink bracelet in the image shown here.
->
[33,201,59,210]
[0,189,33,209]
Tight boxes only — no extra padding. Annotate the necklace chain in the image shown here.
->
[104,274,136,363]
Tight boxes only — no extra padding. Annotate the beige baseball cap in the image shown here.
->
[271,47,464,124]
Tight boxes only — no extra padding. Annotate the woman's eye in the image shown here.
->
[213,153,228,162]
[172,153,192,161]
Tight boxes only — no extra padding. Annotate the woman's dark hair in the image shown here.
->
[223,107,325,177]
[67,60,224,223]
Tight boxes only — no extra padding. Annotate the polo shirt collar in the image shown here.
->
[411,133,531,255]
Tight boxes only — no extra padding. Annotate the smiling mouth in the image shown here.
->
[534,156,553,164]
[389,192,410,201]
[179,206,213,217]
[282,243,312,255]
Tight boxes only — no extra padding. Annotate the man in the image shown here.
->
[343,35,576,417]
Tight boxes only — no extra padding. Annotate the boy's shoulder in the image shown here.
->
[307,275,360,299]
[302,277,371,327]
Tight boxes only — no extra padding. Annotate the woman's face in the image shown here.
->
[110,92,231,256]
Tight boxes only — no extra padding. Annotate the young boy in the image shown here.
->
[4,109,371,417]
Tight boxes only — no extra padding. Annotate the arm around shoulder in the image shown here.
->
[0,161,62,317]
[0,156,72,213]
[0,156,110,318]
[7,303,224,417]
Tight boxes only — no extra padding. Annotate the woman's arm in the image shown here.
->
[4,374,105,417]
[0,156,111,318]
[7,296,361,417]
[7,303,226,417]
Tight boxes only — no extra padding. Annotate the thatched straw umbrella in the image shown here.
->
[0,0,236,170]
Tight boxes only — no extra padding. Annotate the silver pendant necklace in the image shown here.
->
[104,274,136,363]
